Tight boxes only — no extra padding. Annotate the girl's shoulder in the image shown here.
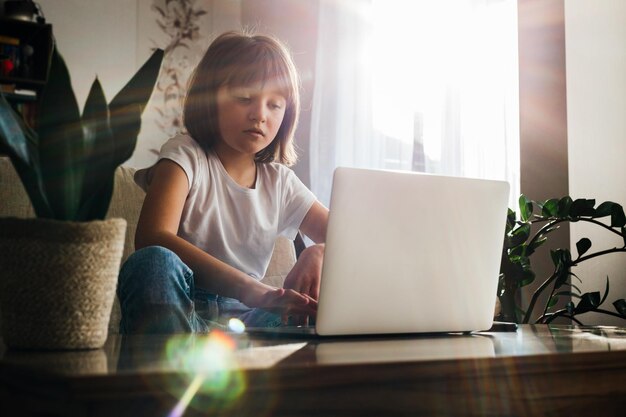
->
[159,133,207,171]
[258,160,294,180]
[135,133,206,192]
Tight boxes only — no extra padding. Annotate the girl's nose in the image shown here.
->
[249,103,266,123]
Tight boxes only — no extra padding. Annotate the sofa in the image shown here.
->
[0,157,297,335]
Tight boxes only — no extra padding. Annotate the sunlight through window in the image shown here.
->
[370,0,519,197]
[310,0,520,207]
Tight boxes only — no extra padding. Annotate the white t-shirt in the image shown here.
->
[134,134,316,281]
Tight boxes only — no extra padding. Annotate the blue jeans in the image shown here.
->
[117,246,282,334]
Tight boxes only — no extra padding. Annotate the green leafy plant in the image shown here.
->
[0,43,163,221]
[498,195,626,324]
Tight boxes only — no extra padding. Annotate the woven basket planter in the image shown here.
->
[0,217,126,350]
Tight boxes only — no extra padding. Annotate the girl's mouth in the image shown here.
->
[244,128,265,137]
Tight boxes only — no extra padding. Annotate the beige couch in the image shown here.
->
[0,157,297,334]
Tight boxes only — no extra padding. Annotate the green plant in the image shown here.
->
[498,195,626,324]
[0,42,163,221]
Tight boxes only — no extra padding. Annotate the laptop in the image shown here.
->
[247,167,510,338]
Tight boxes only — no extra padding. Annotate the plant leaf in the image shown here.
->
[79,77,114,220]
[109,48,164,166]
[576,238,592,258]
[570,198,596,218]
[599,276,610,306]
[610,204,626,228]
[551,248,571,268]
[76,177,115,221]
[542,198,559,218]
[505,208,516,234]
[552,249,572,289]
[519,194,533,222]
[575,292,601,314]
[0,92,33,165]
[558,196,573,217]
[614,299,626,317]
[82,78,110,154]
[37,45,84,220]
[593,201,626,227]
[519,270,535,287]
[569,271,582,284]
[509,224,531,247]
[548,295,559,308]
[593,201,614,218]
[0,93,53,217]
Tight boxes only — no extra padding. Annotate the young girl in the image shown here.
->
[117,31,329,333]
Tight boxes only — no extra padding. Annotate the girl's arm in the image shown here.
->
[135,159,316,316]
[299,201,329,244]
[282,201,329,300]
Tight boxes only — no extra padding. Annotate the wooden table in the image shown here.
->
[1,324,626,416]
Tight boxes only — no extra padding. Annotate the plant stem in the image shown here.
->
[576,218,626,239]
[527,219,565,248]
[575,247,626,264]
[542,310,584,325]
[543,308,625,324]
[526,219,625,324]
[592,309,626,320]
[523,270,558,324]
[542,280,559,321]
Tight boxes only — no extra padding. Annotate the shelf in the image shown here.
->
[0,75,45,89]
[0,17,52,91]
[2,90,37,103]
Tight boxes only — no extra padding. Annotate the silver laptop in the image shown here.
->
[249,167,509,337]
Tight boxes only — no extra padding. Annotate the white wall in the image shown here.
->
[565,0,626,325]
[37,0,139,112]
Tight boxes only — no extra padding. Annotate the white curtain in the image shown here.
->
[310,0,520,208]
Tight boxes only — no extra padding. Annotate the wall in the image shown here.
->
[517,0,570,314]
[565,0,626,325]
[36,0,139,113]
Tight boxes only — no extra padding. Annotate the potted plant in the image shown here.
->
[498,195,626,324]
[0,42,163,349]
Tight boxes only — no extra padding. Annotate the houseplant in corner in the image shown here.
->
[498,195,626,324]
[0,42,163,349]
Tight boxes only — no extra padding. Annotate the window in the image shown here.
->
[311,0,519,207]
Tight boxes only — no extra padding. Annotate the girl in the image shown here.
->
[117,31,329,333]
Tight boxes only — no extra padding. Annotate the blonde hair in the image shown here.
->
[183,31,300,166]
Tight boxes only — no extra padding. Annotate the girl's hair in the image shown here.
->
[183,31,300,166]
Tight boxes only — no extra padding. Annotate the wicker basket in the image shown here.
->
[0,217,126,350]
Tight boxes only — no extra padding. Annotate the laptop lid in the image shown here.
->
[315,167,509,336]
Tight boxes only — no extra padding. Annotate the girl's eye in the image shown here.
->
[236,96,251,103]
[270,103,283,110]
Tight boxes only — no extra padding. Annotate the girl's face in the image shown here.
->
[215,82,287,159]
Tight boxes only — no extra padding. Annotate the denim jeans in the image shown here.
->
[117,246,282,334]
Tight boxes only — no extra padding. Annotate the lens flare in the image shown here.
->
[169,373,206,417]
[165,330,246,416]
[228,318,246,334]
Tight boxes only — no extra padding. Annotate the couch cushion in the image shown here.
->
[0,157,36,219]
[106,166,145,264]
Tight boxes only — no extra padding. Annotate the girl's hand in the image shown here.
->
[241,285,317,323]
[259,288,318,325]
[283,243,324,300]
